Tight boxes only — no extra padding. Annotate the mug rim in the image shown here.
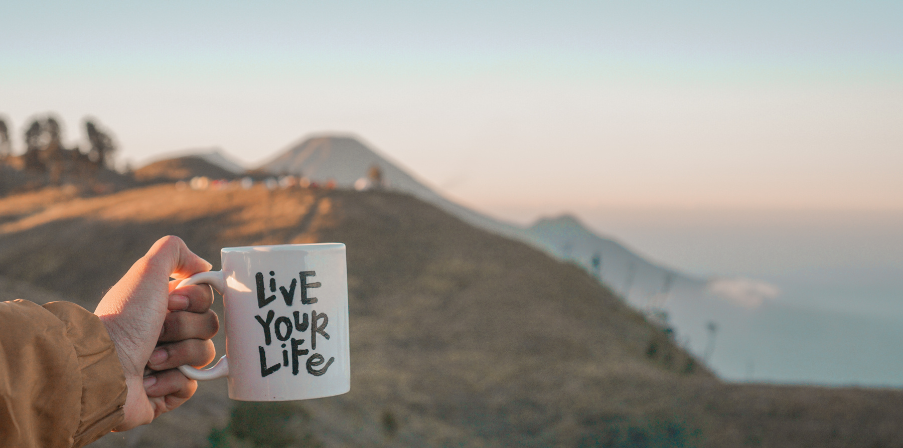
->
[221,243,344,253]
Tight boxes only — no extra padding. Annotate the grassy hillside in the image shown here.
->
[1,185,901,447]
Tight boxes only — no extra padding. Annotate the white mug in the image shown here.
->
[177,243,350,401]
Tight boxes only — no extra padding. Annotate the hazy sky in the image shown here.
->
[2,1,902,216]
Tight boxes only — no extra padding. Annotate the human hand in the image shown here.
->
[94,236,219,431]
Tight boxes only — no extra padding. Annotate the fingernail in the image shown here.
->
[143,375,157,388]
[150,348,168,365]
[170,294,189,310]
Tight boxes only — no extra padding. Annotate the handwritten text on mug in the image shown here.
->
[254,270,335,378]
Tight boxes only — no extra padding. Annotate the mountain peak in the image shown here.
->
[529,213,587,232]
[256,134,438,198]
[195,149,247,174]
[138,147,247,174]
[134,153,240,182]
[280,133,370,154]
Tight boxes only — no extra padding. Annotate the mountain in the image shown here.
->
[194,149,247,174]
[197,134,778,373]
[2,184,902,447]
[526,214,704,310]
[134,154,241,182]
[137,136,759,325]
[256,134,792,335]
[137,148,247,175]
[259,135,428,192]
[257,135,694,306]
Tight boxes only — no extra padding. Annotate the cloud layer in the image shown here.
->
[707,277,781,308]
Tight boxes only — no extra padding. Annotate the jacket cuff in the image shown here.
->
[43,301,128,447]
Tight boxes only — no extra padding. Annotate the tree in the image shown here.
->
[21,115,68,181]
[42,117,64,182]
[0,118,10,160]
[85,119,116,168]
[703,321,718,363]
[24,120,41,152]
[13,114,119,185]
[622,262,636,300]
[44,117,62,148]
[23,119,45,171]
[591,252,602,280]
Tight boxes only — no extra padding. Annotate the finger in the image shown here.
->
[144,236,212,281]
[160,309,219,342]
[166,283,214,312]
[148,338,217,371]
[144,369,197,418]
[144,369,198,398]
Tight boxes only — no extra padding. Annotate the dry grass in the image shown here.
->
[1,184,902,447]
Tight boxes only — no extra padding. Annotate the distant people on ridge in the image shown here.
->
[368,164,385,189]
[355,164,386,191]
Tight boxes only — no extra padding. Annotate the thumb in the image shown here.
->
[144,235,213,281]
[96,236,211,317]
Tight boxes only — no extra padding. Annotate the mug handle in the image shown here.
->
[175,271,230,381]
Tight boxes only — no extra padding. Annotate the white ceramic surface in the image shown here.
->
[178,243,350,401]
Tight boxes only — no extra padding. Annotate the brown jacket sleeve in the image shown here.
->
[0,299,127,448]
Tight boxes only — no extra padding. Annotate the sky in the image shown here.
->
[2,1,902,219]
[4,2,903,387]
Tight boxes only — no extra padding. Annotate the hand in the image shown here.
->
[94,236,219,431]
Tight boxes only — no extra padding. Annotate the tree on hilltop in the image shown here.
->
[44,117,62,147]
[43,117,64,163]
[20,115,103,184]
[85,119,116,168]
[23,115,69,182]
[23,119,45,171]
[0,118,10,160]
[11,114,122,189]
